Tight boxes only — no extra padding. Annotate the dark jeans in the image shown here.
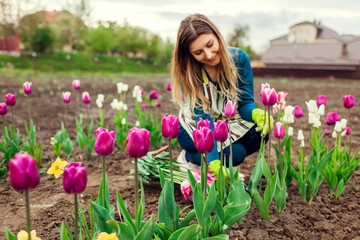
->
[177,124,268,166]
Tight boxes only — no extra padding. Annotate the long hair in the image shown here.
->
[171,13,240,114]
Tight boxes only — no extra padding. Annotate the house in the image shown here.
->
[0,35,20,56]
[256,21,360,79]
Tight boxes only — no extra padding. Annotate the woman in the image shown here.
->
[171,13,271,170]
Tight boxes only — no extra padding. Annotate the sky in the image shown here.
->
[41,0,360,53]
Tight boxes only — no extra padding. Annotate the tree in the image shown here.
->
[84,26,115,54]
[227,25,260,60]
[30,27,55,53]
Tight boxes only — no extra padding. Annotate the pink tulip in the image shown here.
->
[260,88,277,106]
[316,95,327,107]
[181,180,193,201]
[277,91,287,104]
[343,95,355,109]
[62,92,71,103]
[326,112,340,125]
[140,87,144,95]
[141,103,148,108]
[192,127,214,154]
[181,169,216,201]
[95,128,115,155]
[324,129,330,136]
[0,102,7,115]
[149,90,158,99]
[161,113,179,139]
[345,127,352,135]
[63,162,87,194]
[72,80,81,90]
[5,93,16,106]
[82,92,90,104]
[166,83,171,91]
[23,81,32,95]
[156,100,162,107]
[261,83,270,93]
[224,101,236,118]
[293,105,304,118]
[126,127,150,158]
[274,122,285,139]
[9,152,40,191]
[197,117,211,129]
[214,120,228,142]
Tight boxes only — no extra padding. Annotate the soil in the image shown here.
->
[1,73,360,240]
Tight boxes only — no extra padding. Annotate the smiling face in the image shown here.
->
[189,33,221,68]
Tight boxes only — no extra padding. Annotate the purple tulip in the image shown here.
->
[72,80,81,90]
[23,81,32,95]
[293,105,304,118]
[214,120,228,142]
[62,92,71,103]
[141,103,148,108]
[274,122,285,139]
[166,83,171,91]
[5,93,16,106]
[9,152,40,191]
[343,95,355,109]
[63,162,87,194]
[156,100,162,107]
[345,127,352,135]
[317,95,327,107]
[260,88,277,106]
[224,101,236,118]
[326,112,340,125]
[192,127,214,154]
[0,102,7,115]
[197,117,211,129]
[126,127,150,158]
[149,91,158,99]
[82,92,90,104]
[161,114,179,139]
[95,128,115,155]
[324,129,330,136]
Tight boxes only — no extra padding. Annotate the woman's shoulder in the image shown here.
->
[228,47,249,65]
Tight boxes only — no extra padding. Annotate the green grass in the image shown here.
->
[0,51,169,74]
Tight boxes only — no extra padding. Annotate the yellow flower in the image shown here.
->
[95,232,119,240]
[47,157,67,178]
[17,230,42,240]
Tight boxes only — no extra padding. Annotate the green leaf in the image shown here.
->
[264,173,277,207]
[111,221,136,240]
[59,222,71,240]
[250,188,268,220]
[116,190,136,232]
[179,209,196,229]
[336,179,345,199]
[4,228,17,240]
[155,223,172,240]
[90,200,114,233]
[169,225,201,240]
[134,215,155,240]
[202,183,216,222]
[249,153,263,189]
[203,235,229,240]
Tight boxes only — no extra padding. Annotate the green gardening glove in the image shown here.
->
[252,108,274,136]
[209,160,245,184]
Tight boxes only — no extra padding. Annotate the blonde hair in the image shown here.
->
[171,13,240,114]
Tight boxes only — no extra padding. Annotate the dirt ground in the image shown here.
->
[1,73,360,240]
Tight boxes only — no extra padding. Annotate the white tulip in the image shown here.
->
[334,121,342,132]
[288,127,293,136]
[297,130,304,141]
[300,140,305,148]
[340,119,347,129]
[123,104,128,111]
[97,94,105,102]
[305,100,318,113]
[111,99,119,109]
[332,130,338,139]
[318,104,325,116]
[341,131,346,137]
[122,118,126,125]
[96,99,103,108]
[135,121,140,127]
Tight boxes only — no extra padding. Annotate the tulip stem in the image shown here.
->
[25,190,31,240]
[348,109,351,155]
[168,138,174,188]
[204,154,208,203]
[102,156,106,204]
[2,115,4,140]
[11,106,15,131]
[134,157,139,232]
[228,120,233,167]
[267,106,271,173]
[28,97,32,123]
[65,104,68,129]
[279,138,283,186]
[74,194,79,240]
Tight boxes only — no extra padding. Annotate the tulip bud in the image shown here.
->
[277,91,287,104]
[316,95,327,107]
[63,162,87,194]
[297,130,304,141]
[197,117,211,129]
[9,152,40,191]
[300,140,305,148]
[5,93,16,106]
[326,112,340,125]
[224,100,236,118]
[293,105,303,118]
[272,103,279,113]
[324,129,330,136]
[72,79,81,90]
[260,88,277,106]
[345,127,352,135]
[214,120,228,142]
[82,92,90,104]
[95,128,115,155]
[332,130,337,139]
[149,90,158,99]
[135,121,140,127]
[274,122,285,139]
[141,103,148,108]
[156,100,162,107]
[166,83,171,91]
[192,127,214,154]
[343,95,355,109]
[126,127,150,158]
[161,114,179,139]
[62,92,71,103]
[23,81,32,95]
[0,102,7,115]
